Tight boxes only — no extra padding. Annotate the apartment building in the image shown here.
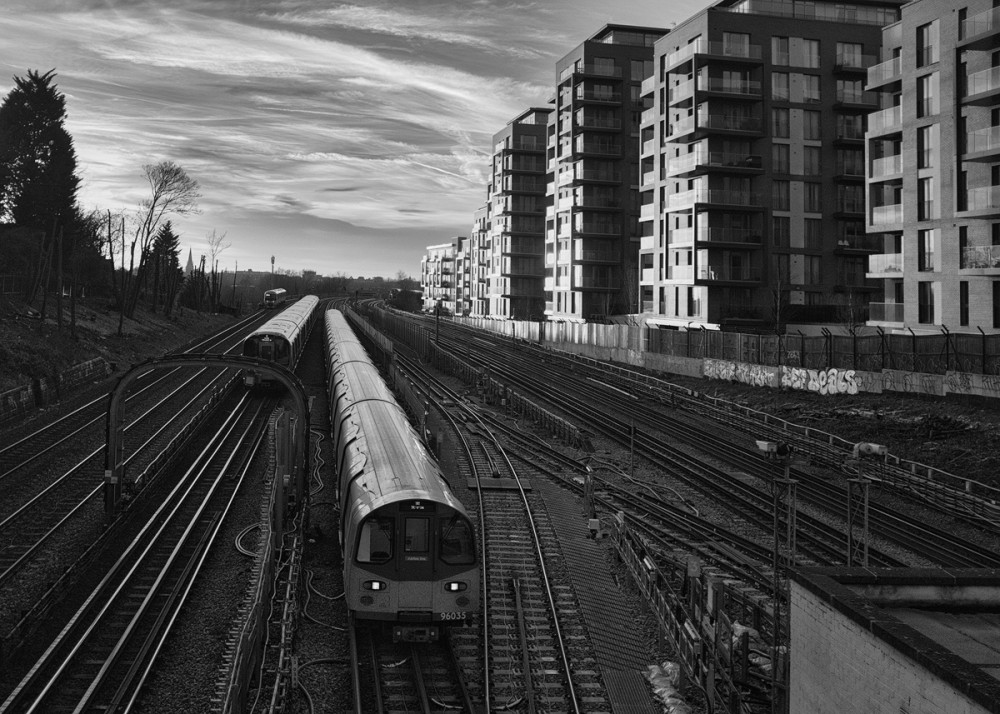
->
[486,108,551,319]
[867,0,1000,333]
[469,203,491,317]
[547,25,668,323]
[420,240,462,314]
[640,0,902,331]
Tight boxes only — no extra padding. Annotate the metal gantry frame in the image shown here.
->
[104,354,310,519]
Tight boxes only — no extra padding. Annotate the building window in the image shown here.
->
[773,215,790,247]
[773,143,790,173]
[803,74,821,103]
[772,72,789,101]
[959,225,969,268]
[805,182,822,212]
[960,281,969,326]
[772,107,790,138]
[917,125,936,169]
[916,20,939,67]
[772,36,789,65]
[803,110,821,140]
[773,181,790,210]
[918,229,935,271]
[800,39,820,68]
[917,73,939,117]
[804,146,822,175]
[805,255,822,283]
[804,218,823,249]
[918,177,936,220]
[723,32,750,56]
[837,148,863,176]
[918,281,935,324]
[836,79,865,104]
[836,42,863,68]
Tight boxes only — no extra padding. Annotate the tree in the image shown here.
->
[150,221,184,316]
[205,228,229,311]
[119,161,200,325]
[0,69,83,308]
[0,69,80,229]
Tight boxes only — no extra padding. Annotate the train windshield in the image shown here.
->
[439,516,475,565]
[356,517,394,563]
[404,518,429,553]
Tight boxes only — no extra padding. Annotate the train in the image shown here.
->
[242,295,320,387]
[324,309,479,642]
[263,288,288,309]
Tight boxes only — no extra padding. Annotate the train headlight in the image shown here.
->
[363,580,388,591]
[444,581,467,592]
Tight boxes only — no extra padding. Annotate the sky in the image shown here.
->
[0,0,709,279]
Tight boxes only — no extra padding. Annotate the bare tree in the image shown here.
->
[205,229,230,310]
[119,162,200,325]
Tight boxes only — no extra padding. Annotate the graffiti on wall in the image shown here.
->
[780,366,859,395]
[704,359,775,388]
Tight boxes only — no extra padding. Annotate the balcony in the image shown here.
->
[835,52,877,73]
[575,223,621,236]
[869,302,904,322]
[579,64,623,78]
[867,56,902,89]
[699,227,763,245]
[667,189,763,211]
[835,234,878,252]
[575,88,623,104]
[870,203,903,226]
[641,267,655,283]
[668,115,696,140]
[575,169,622,184]
[641,139,655,157]
[669,79,695,106]
[578,194,622,209]
[640,234,655,250]
[835,88,879,108]
[671,227,695,244]
[962,185,1000,215]
[965,126,1000,160]
[964,67,1000,105]
[867,252,903,275]
[960,6,1000,49]
[641,170,655,187]
[666,39,763,69]
[640,75,656,97]
[867,105,903,135]
[641,108,657,127]
[667,264,694,281]
[698,265,761,282]
[698,76,762,98]
[668,151,763,177]
[576,116,623,131]
[640,203,655,221]
[870,154,903,180]
[836,123,866,142]
[574,141,621,157]
[963,244,1000,269]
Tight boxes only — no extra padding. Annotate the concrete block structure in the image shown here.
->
[420,240,462,314]
[791,568,1000,713]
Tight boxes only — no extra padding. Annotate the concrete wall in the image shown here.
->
[0,357,111,424]
[790,581,991,714]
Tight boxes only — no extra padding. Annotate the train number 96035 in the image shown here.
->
[438,611,467,621]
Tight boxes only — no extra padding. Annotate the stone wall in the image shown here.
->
[0,358,112,424]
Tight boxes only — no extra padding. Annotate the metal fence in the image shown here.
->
[648,328,1000,376]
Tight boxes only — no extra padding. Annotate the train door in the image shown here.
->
[397,514,433,609]
[258,336,275,361]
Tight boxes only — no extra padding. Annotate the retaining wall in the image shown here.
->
[0,358,111,425]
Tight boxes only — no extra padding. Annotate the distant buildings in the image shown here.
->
[419,0,1000,336]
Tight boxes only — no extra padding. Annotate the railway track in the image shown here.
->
[0,392,270,714]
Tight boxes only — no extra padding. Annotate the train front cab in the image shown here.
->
[242,334,291,387]
[348,499,478,642]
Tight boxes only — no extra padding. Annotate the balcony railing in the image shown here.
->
[868,252,903,273]
[577,169,622,182]
[869,302,904,322]
[698,266,761,281]
[671,227,695,244]
[698,114,762,132]
[698,77,762,96]
[667,39,764,67]
[668,115,696,138]
[668,189,762,209]
[870,154,903,178]
[578,116,623,130]
[836,52,877,70]
[642,171,655,187]
[578,194,621,208]
[576,89,622,102]
[640,204,655,221]
[575,142,622,156]
[966,66,1000,98]
[667,265,694,280]
[867,56,902,87]
[963,245,1000,268]
[965,185,1000,211]
[836,88,879,106]
[641,108,657,126]
[867,105,903,134]
[580,64,623,78]
[641,267,655,283]
[871,204,903,225]
[669,79,695,104]
[640,234,655,250]
[700,227,762,244]
[961,5,1000,39]
[836,123,866,141]
[967,126,1000,154]
[575,223,621,236]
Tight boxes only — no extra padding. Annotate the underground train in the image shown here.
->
[263,287,288,308]
[242,295,320,387]
[324,309,479,641]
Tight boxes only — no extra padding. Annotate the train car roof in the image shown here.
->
[248,295,318,341]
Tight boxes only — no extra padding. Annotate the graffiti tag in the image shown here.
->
[780,366,859,395]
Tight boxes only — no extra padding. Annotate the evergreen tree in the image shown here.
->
[0,69,80,231]
[150,220,184,316]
